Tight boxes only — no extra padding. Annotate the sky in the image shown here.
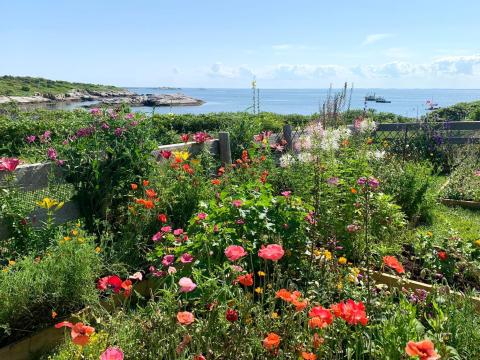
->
[1,0,480,89]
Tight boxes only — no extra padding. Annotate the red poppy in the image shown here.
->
[145,189,157,198]
[55,321,95,346]
[143,180,149,186]
[121,279,133,297]
[159,150,172,159]
[183,163,194,174]
[236,273,254,287]
[331,299,368,326]
[383,256,405,274]
[260,170,269,184]
[308,306,333,325]
[438,251,448,261]
[405,339,440,360]
[158,213,167,223]
[131,183,138,190]
[276,289,293,302]
[226,308,239,322]
[262,332,281,350]
[97,275,123,293]
[181,134,190,143]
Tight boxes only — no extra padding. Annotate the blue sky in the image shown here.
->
[1,0,480,88]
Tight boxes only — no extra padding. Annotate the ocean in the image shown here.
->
[49,88,480,118]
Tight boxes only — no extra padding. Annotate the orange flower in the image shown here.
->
[405,339,440,360]
[241,150,249,162]
[131,183,138,190]
[236,273,254,286]
[383,256,405,274]
[312,333,324,349]
[55,321,95,346]
[262,332,281,350]
[350,188,357,194]
[301,352,317,360]
[121,279,133,297]
[143,180,149,186]
[211,179,221,185]
[135,198,155,209]
[176,311,195,325]
[308,317,329,329]
[145,189,157,198]
[275,289,293,301]
[51,310,57,319]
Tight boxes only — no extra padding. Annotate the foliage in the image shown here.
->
[441,152,480,201]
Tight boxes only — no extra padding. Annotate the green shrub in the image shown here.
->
[442,152,480,201]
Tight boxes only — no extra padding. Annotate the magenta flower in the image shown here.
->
[40,130,51,143]
[0,157,20,172]
[367,177,379,188]
[114,127,125,137]
[161,226,172,233]
[90,108,101,116]
[180,253,194,263]
[159,150,172,159]
[357,177,367,186]
[101,122,110,130]
[100,347,124,360]
[47,148,57,161]
[192,131,211,143]
[162,255,175,267]
[281,191,292,197]
[178,277,197,293]
[25,135,36,143]
[173,228,184,236]
[152,231,163,242]
[327,177,340,186]
[125,113,134,119]
[232,200,243,208]
[197,212,207,220]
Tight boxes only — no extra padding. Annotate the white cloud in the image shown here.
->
[362,33,394,46]
[207,62,254,79]
[265,64,344,80]
[272,44,293,51]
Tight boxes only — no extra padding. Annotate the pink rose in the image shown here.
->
[224,245,247,261]
[100,347,124,360]
[162,255,175,267]
[180,253,194,263]
[258,244,285,261]
[178,277,197,293]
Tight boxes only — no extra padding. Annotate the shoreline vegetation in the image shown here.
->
[0,76,204,107]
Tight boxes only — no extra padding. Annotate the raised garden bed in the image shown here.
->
[440,198,480,209]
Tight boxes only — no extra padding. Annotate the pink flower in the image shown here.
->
[193,131,211,143]
[368,177,380,189]
[162,255,175,267]
[357,177,367,186]
[173,228,184,236]
[258,244,285,261]
[125,113,134,119]
[90,108,101,116]
[224,245,247,261]
[0,158,20,172]
[100,347,124,360]
[168,266,177,275]
[47,148,57,161]
[197,212,207,220]
[347,224,361,233]
[159,150,172,159]
[180,253,194,263]
[281,191,292,197]
[231,265,244,272]
[327,177,340,186]
[232,200,243,208]
[474,170,480,177]
[129,272,143,281]
[178,277,197,293]
[152,231,163,242]
[25,135,36,143]
[149,266,165,277]
[161,226,172,233]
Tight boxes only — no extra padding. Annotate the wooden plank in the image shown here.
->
[152,139,219,159]
[440,198,480,209]
[283,124,293,151]
[0,163,63,191]
[218,132,232,165]
[376,121,480,132]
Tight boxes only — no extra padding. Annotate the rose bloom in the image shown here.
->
[405,339,440,360]
[224,245,247,261]
[176,311,195,325]
[383,256,405,274]
[100,347,124,360]
[178,277,197,293]
[258,244,285,261]
[262,332,281,350]
[225,308,239,322]
[55,321,95,346]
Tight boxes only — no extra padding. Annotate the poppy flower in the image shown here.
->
[55,321,95,346]
[173,228,184,236]
[145,189,157,198]
[276,289,293,301]
[211,179,221,185]
[292,297,308,312]
[308,306,333,325]
[197,212,207,220]
[226,308,239,322]
[437,251,448,261]
[405,339,440,360]
[176,311,195,325]
[258,244,285,261]
[161,226,172,233]
[121,279,133,297]
[312,333,324,349]
[100,347,124,360]
[157,213,167,223]
[130,183,138,190]
[178,277,197,293]
[143,180,149,186]
[129,272,143,281]
[331,299,368,326]
[224,245,247,261]
[262,332,281,350]
[383,256,405,274]
[97,275,123,293]
[301,352,317,360]
[308,316,330,329]
[236,273,254,286]
[152,231,163,242]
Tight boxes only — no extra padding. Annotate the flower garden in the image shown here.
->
[1,106,480,359]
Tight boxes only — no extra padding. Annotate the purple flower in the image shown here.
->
[327,177,340,186]
[25,135,36,143]
[107,109,118,119]
[101,122,110,130]
[125,113,134,119]
[367,177,380,189]
[162,254,175,267]
[62,139,69,145]
[56,159,65,166]
[40,131,51,143]
[114,127,125,137]
[129,120,139,127]
[90,108,101,116]
[76,127,95,138]
[47,148,57,161]
[357,177,367,186]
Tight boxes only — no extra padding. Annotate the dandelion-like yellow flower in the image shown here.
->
[475,239,480,247]
[348,267,361,283]
[63,236,71,242]
[323,250,333,261]
[255,287,263,294]
[426,231,433,237]
[338,257,347,265]
[71,229,79,236]
[313,249,322,257]
[8,260,16,266]
[257,271,266,277]
[95,247,101,253]
[271,312,279,319]
[36,197,64,210]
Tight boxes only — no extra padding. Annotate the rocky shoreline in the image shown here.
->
[0,89,204,107]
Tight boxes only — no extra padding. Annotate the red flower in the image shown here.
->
[236,273,254,286]
[193,131,211,143]
[143,180,149,186]
[308,306,333,325]
[226,308,239,322]
[131,183,138,190]
[183,163,194,174]
[405,339,440,360]
[159,150,172,159]
[331,299,368,326]
[260,170,269,184]
[438,251,448,261]
[181,134,190,143]
[258,244,285,261]
[262,332,281,350]
[158,213,168,223]
[97,275,123,293]
[55,321,95,346]
[145,189,157,198]
[301,352,317,360]
[383,256,405,274]
[211,179,221,185]
[312,333,324,349]
[121,279,133,297]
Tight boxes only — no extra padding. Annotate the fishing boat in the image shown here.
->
[365,93,376,101]
[375,96,391,103]
[425,100,440,111]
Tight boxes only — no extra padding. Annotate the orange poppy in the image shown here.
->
[145,189,157,198]
[405,339,440,360]
[131,183,138,190]
[308,317,329,329]
[236,273,254,287]
[176,311,195,325]
[55,321,95,346]
[312,333,324,349]
[383,256,405,274]
[143,180,149,186]
[350,188,357,194]
[275,289,293,301]
[301,352,317,360]
[262,332,281,350]
[211,179,221,185]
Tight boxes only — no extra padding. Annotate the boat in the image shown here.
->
[365,93,376,101]
[375,97,391,103]
[425,100,440,111]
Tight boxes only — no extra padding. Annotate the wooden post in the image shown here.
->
[218,132,232,165]
[283,124,293,151]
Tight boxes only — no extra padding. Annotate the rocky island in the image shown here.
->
[0,76,204,107]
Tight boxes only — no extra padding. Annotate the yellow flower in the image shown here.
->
[8,260,16,266]
[173,151,189,161]
[191,159,200,166]
[257,271,266,277]
[475,239,480,247]
[245,316,253,324]
[337,281,344,290]
[255,287,263,294]
[338,257,347,265]
[2,268,8,273]
[63,236,71,242]
[266,283,273,289]
[36,197,61,210]
[348,267,361,283]
[323,250,332,261]
[426,231,433,237]
[76,221,81,228]
[271,312,279,319]
[71,229,79,236]
[313,249,322,257]
[95,247,101,253]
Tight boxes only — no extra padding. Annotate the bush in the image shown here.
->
[0,230,100,345]
[441,152,480,202]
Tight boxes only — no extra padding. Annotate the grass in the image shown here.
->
[0,76,121,96]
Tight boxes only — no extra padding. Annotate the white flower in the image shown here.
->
[279,153,295,168]
[367,150,386,160]
[297,152,313,163]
